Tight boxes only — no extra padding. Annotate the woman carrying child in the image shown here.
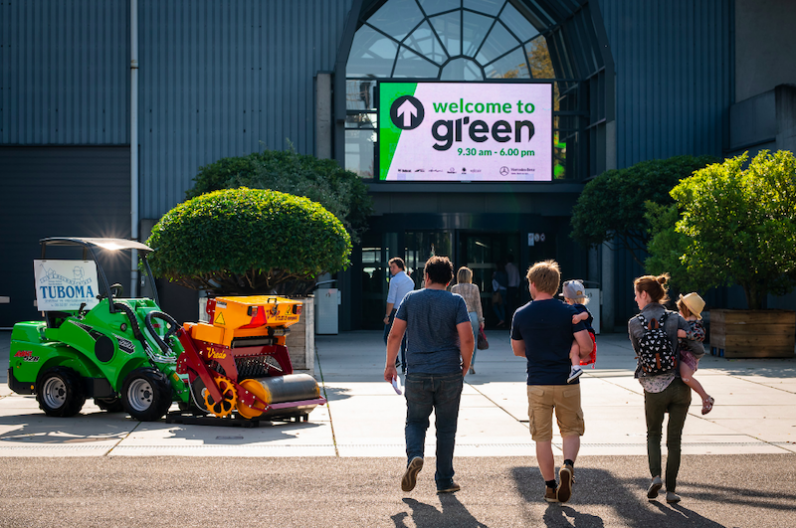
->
[676,292,715,415]
[559,280,596,383]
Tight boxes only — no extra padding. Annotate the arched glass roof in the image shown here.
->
[346,0,551,80]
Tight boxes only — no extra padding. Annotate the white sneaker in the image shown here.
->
[567,366,583,383]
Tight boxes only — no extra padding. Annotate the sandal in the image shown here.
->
[701,396,715,415]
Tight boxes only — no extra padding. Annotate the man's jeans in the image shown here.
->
[383,309,407,369]
[404,372,463,490]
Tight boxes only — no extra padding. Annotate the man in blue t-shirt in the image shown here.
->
[385,256,473,495]
[510,260,593,505]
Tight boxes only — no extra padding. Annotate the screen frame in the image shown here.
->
[375,79,556,184]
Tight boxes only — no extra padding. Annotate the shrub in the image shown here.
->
[571,155,718,265]
[653,151,796,310]
[186,147,373,244]
[147,188,352,295]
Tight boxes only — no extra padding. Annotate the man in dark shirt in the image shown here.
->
[511,260,593,504]
[385,256,474,495]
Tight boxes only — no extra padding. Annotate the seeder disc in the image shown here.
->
[203,376,238,418]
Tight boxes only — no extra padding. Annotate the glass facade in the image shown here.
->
[345,0,573,179]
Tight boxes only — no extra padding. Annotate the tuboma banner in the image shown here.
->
[34,260,100,311]
[378,81,553,181]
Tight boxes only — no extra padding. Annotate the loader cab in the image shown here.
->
[36,237,160,329]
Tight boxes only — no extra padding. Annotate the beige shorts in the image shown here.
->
[526,385,585,442]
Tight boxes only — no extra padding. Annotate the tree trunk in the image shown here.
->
[742,281,766,310]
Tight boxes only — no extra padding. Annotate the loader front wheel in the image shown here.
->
[121,368,172,421]
[36,367,86,417]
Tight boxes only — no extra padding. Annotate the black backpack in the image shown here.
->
[636,312,677,375]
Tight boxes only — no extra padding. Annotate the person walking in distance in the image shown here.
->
[510,260,593,503]
[451,266,485,375]
[505,254,521,321]
[385,256,474,495]
[383,257,414,373]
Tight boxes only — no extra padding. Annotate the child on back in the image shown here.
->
[560,280,596,383]
[675,292,715,414]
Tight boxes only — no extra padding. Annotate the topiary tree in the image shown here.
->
[186,146,373,244]
[643,202,695,292]
[653,150,796,310]
[571,155,718,266]
[147,188,352,296]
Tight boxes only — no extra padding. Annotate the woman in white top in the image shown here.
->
[451,266,484,374]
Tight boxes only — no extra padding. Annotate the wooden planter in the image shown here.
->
[709,309,796,358]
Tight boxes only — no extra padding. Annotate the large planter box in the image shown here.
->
[285,295,315,372]
[709,309,796,358]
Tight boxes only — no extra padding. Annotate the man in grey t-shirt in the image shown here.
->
[385,256,473,495]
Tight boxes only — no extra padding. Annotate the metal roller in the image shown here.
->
[236,374,322,420]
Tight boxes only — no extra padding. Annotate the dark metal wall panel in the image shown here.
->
[599,0,733,169]
[0,1,130,145]
[138,0,353,219]
[0,146,131,327]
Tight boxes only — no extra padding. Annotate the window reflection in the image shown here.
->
[485,47,529,78]
[476,21,520,65]
[404,21,448,64]
[347,25,399,77]
[368,0,425,41]
[441,58,484,80]
[393,47,441,78]
[345,129,376,178]
[500,3,540,42]
[462,11,492,56]
[346,80,377,111]
[429,11,461,57]
[464,0,503,16]
[418,0,460,15]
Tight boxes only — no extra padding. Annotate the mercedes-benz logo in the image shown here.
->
[499,166,509,176]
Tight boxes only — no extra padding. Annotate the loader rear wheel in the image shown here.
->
[95,397,125,413]
[121,368,172,422]
[36,367,86,417]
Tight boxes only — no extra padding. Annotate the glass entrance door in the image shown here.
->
[459,232,521,328]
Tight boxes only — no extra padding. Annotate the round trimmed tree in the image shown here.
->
[147,188,352,295]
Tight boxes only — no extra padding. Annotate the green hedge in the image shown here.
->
[147,188,351,295]
[186,148,372,244]
[570,155,718,266]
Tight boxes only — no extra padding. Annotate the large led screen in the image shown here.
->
[378,82,553,182]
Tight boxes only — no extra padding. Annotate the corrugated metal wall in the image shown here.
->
[599,0,734,323]
[0,0,130,144]
[599,0,733,169]
[138,0,353,218]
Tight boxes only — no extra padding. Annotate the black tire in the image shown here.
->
[121,368,172,421]
[95,397,125,413]
[36,366,86,417]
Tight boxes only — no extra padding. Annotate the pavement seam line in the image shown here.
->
[315,343,340,457]
[103,420,141,456]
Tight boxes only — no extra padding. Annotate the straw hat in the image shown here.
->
[679,292,705,319]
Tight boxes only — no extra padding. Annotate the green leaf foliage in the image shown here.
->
[670,151,796,309]
[186,147,373,244]
[644,202,695,292]
[147,188,352,295]
[571,155,718,265]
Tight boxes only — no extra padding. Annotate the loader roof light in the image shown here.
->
[240,305,267,329]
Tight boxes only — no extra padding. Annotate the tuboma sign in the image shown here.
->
[34,260,100,311]
[378,81,553,181]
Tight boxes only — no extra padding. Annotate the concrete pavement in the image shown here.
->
[0,329,794,457]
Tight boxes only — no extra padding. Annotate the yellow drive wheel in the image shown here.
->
[203,376,238,418]
[236,379,271,419]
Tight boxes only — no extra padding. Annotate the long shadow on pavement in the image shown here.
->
[392,496,489,528]
[513,467,729,528]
